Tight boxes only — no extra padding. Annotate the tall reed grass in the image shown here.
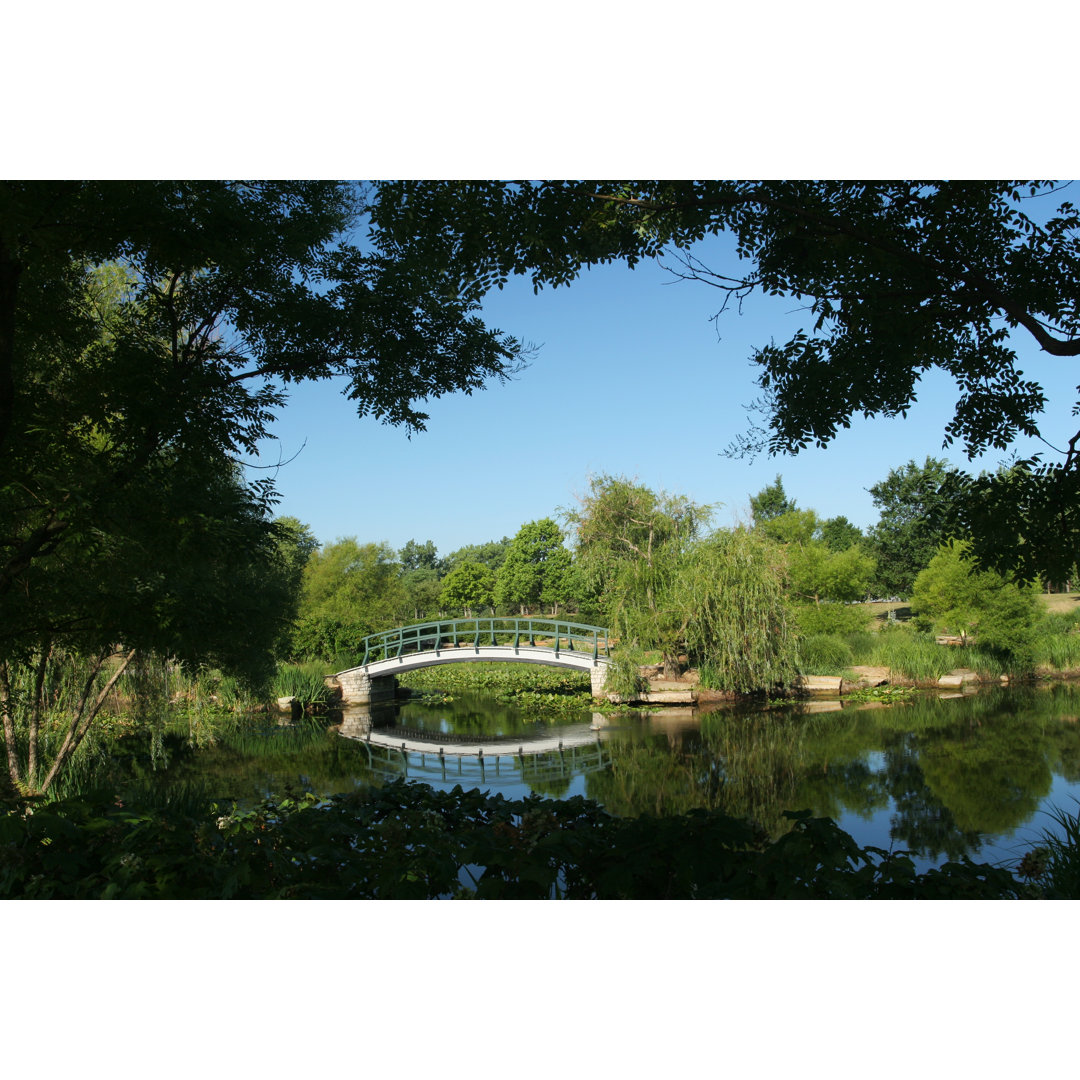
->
[1021,802,1080,898]
[271,661,335,706]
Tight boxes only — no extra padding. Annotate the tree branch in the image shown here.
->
[587,187,1080,358]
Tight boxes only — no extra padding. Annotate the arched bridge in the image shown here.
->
[332,618,612,704]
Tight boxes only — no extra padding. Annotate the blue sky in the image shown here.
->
[253,226,1080,556]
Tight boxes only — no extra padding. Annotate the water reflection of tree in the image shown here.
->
[527,774,574,798]
[80,716,383,805]
[587,690,1080,859]
[584,732,722,818]
[879,737,982,862]
[394,694,558,738]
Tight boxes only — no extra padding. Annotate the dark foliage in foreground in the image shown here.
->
[0,781,1046,899]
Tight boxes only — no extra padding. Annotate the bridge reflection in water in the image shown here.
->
[337,705,610,791]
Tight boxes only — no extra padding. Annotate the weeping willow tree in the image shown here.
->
[565,474,711,678]
[566,476,797,690]
[675,527,799,694]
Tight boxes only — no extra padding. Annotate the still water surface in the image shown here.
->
[160,683,1080,872]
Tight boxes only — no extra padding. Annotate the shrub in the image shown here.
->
[871,631,955,681]
[271,662,335,707]
[0,783,1029,899]
[798,634,854,675]
[796,602,873,637]
[843,631,876,663]
[605,648,650,699]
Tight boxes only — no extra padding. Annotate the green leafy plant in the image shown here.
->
[0,781,1034,900]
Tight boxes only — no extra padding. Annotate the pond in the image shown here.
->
[141,682,1080,873]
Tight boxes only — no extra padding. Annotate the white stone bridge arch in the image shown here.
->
[330,618,612,704]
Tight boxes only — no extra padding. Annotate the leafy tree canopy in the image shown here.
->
[819,515,863,552]
[867,457,960,596]
[1,181,524,648]
[564,475,712,673]
[298,539,405,632]
[370,181,1080,574]
[749,474,797,524]
[399,539,444,574]
[444,538,511,573]
[439,561,495,618]
[910,540,1040,663]
[494,518,571,615]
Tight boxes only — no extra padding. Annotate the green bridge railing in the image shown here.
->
[359,618,611,667]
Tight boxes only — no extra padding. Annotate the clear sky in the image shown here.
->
[253,221,1080,556]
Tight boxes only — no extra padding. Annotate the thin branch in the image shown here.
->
[587,187,1080,358]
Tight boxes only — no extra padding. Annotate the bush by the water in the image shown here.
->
[271,661,336,707]
[798,634,854,676]
[796,603,874,638]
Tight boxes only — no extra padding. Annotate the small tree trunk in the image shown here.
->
[0,662,23,791]
[39,648,136,793]
[662,652,681,679]
[27,644,51,791]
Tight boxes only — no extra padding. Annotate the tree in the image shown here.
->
[1,182,522,618]
[439,561,495,618]
[788,542,876,606]
[1,182,525,793]
[910,540,1040,662]
[867,457,959,596]
[494,518,572,615]
[564,475,711,676]
[401,568,444,622]
[754,507,876,605]
[755,508,818,547]
[675,528,799,694]
[297,539,406,646]
[398,539,446,621]
[369,181,1080,575]
[0,456,300,794]
[819,516,863,552]
[399,539,445,574]
[749,474,797,524]
[443,538,512,574]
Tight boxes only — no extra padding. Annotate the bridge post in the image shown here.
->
[336,669,397,706]
[590,662,609,700]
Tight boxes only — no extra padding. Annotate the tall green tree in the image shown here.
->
[756,507,875,606]
[565,475,711,675]
[398,539,446,621]
[300,539,405,630]
[444,538,512,574]
[494,518,572,615]
[749,474,797,524]
[675,528,799,694]
[399,539,445,574]
[819,516,863,552]
[369,181,1080,575]
[866,457,959,596]
[788,542,876,606]
[440,561,495,618]
[910,540,1040,663]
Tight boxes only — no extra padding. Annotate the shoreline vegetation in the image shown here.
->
[4,608,1080,898]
